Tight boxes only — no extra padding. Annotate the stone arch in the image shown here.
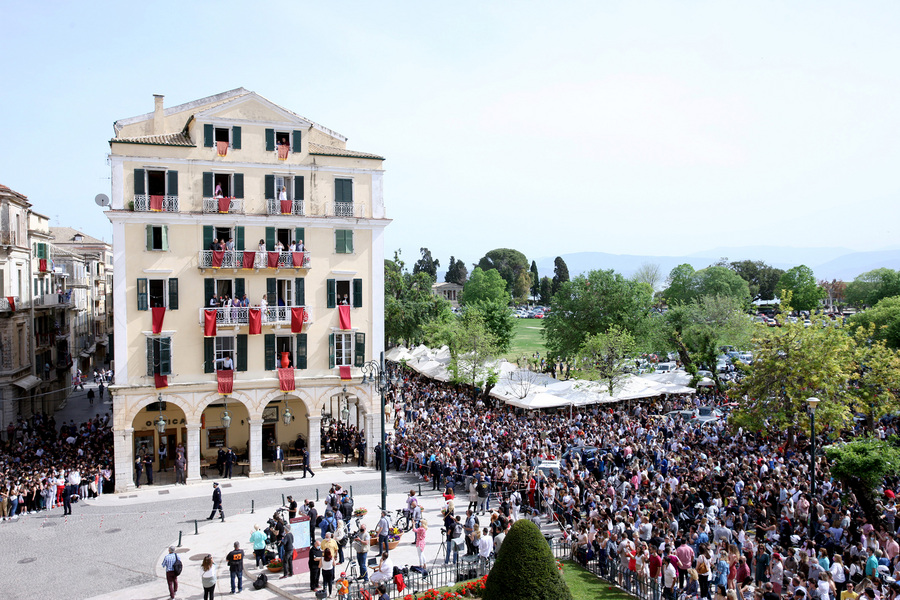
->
[196,390,257,419]
[259,388,315,417]
[124,392,195,426]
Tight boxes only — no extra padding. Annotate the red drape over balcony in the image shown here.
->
[339,366,352,381]
[217,369,233,395]
[242,252,256,269]
[291,307,307,333]
[218,197,231,213]
[248,308,261,334]
[278,368,295,392]
[204,309,217,337]
[149,195,164,211]
[267,252,279,268]
[338,305,351,330]
[292,252,305,267]
[154,374,168,389]
[211,251,224,268]
[151,307,165,335]
[216,141,228,157]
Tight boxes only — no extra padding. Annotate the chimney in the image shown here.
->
[153,94,164,135]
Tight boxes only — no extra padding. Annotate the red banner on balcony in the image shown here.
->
[218,197,231,213]
[149,195,164,211]
[338,305,351,330]
[291,307,306,333]
[242,252,256,269]
[278,368,295,391]
[277,144,290,160]
[217,369,233,395]
[6,297,15,312]
[281,200,292,214]
[292,252,305,268]
[204,309,217,337]
[212,251,224,268]
[38,259,47,273]
[216,141,228,157]
[248,308,261,334]
[339,365,352,381]
[267,252,279,268]
[151,306,165,334]
[154,374,168,389]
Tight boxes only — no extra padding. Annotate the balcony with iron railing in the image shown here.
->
[133,195,179,212]
[198,305,311,328]
[197,250,310,270]
[202,197,244,214]
[33,292,74,309]
[330,202,366,218]
[266,199,304,216]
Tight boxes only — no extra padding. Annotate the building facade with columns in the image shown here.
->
[106,89,388,491]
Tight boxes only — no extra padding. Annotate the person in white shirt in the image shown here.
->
[369,552,393,583]
[477,527,493,563]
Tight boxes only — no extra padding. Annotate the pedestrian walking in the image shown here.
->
[207,482,224,521]
[87,389,95,406]
[98,382,105,400]
[274,444,285,475]
[201,554,216,600]
[62,482,73,515]
[162,545,180,600]
[302,448,314,478]
[226,541,244,594]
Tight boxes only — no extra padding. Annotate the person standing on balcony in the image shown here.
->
[209,238,219,252]
[261,295,269,322]
[275,239,284,253]
[214,183,223,198]
[279,186,288,202]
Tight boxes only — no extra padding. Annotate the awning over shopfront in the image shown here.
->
[12,375,42,391]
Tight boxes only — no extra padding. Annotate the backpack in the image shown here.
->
[172,553,183,576]
[326,518,336,534]
[253,573,268,590]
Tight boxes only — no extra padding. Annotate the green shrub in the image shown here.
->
[482,519,572,600]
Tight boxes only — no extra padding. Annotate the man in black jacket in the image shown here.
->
[207,482,224,521]
[431,458,442,490]
[306,500,318,543]
[279,525,295,578]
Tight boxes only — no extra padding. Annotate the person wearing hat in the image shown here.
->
[336,571,350,598]
[207,482,224,521]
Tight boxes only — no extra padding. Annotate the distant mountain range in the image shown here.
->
[533,246,900,283]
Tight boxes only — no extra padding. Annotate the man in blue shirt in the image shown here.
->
[161,545,179,599]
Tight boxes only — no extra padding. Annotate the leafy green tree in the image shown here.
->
[384,251,451,348]
[444,256,468,285]
[845,268,900,308]
[539,276,552,305]
[776,265,825,312]
[514,271,532,305]
[544,269,654,360]
[730,313,853,445]
[530,260,540,299]
[483,519,572,600]
[575,326,636,395]
[460,267,508,305]
[411,247,439,281]
[847,324,900,429]
[729,260,785,301]
[551,256,570,296]
[664,264,750,306]
[849,295,900,349]
[826,437,900,528]
[477,248,529,294]
[426,307,499,399]
[663,263,698,305]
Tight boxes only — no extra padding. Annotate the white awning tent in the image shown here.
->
[387,345,696,410]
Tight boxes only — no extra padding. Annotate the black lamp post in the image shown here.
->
[361,351,399,510]
[806,396,820,534]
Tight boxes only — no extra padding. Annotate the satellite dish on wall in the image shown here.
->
[94,194,110,207]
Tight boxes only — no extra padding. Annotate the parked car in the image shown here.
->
[655,362,677,373]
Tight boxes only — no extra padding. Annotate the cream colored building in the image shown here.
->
[107,89,388,491]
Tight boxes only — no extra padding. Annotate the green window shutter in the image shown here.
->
[236,334,248,372]
[292,130,302,153]
[265,128,275,152]
[137,278,148,311]
[352,278,363,308]
[204,124,214,147]
[160,226,169,251]
[202,172,213,197]
[294,227,305,246]
[295,278,305,306]
[158,337,172,375]
[233,173,244,199]
[146,225,153,250]
[134,169,145,195]
[232,126,241,150]
[354,332,366,367]
[335,230,344,254]
[346,230,353,254]
[294,176,304,200]
[167,170,178,197]
[334,179,344,203]
[264,174,275,200]
[327,279,336,308]
[264,334,275,371]
[328,333,335,369]
[168,278,178,310]
[235,226,244,251]
[296,333,307,370]
[266,277,276,305]
[234,278,245,300]
[203,226,214,250]
[204,337,214,374]
[205,278,215,303]
[265,227,275,251]
[146,338,154,376]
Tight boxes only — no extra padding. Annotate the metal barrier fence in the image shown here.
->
[551,539,661,600]
[345,556,493,599]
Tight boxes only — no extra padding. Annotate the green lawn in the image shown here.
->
[562,560,635,600]
[506,318,547,361]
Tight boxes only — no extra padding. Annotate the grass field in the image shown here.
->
[506,317,548,361]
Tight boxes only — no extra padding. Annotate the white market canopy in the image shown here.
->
[388,345,695,410]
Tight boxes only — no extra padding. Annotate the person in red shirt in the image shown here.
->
[649,547,663,600]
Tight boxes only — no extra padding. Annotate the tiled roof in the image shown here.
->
[50,226,107,246]
[308,142,384,160]
[0,183,28,201]
[112,132,194,147]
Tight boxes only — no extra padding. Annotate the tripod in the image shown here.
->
[431,529,451,569]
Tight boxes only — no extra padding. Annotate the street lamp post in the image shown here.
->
[361,351,399,510]
[806,397,820,535]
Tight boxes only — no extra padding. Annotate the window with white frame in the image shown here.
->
[215,336,235,370]
[334,332,353,367]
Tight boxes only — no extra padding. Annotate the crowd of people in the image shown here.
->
[0,410,113,519]
[374,365,900,600]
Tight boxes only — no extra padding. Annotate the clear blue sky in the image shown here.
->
[2,1,898,269]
